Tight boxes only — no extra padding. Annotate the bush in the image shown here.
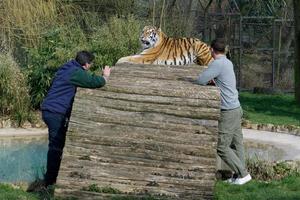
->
[25,26,88,109]
[89,15,142,67]
[0,53,32,125]
[246,157,300,181]
[25,16,142,109]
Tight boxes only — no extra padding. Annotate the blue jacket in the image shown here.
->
[41,60,106,116]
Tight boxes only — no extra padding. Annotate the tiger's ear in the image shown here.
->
[157,27,161,32]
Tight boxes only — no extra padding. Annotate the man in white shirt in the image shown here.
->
[197,38,251,185]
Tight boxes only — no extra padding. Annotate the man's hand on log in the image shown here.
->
[103,65,111,82]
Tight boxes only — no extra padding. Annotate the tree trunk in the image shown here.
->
[200,0,213,42]
[184,0,193,24]
[294,0,300,104]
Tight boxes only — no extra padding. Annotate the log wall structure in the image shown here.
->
[56,64,220,200]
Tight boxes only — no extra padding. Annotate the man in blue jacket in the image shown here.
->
[39,51,110,189]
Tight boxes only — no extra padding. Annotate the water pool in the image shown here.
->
[0,129,48,183]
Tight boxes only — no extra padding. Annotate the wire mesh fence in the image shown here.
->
[0,0,295,92]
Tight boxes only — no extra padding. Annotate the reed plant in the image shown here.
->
[0,0,88,109]
[246,156,300,181]
[0,0,144,112]
[0,53,32,126]
[0,0,81,48]
[0,0,57,48]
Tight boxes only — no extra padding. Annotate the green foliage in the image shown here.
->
[25,27,88,109]
[240,92,300,126]
[0,53,32,125]
[24,15,142,109]
[236,0,288,17]
[214,174,300,200]
[25,65,55,110]
[89,15,142,67]
[0,0,93,110]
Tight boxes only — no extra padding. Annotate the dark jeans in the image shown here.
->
[42,111,69,186]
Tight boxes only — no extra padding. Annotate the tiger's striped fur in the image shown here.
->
[116,25,213,66]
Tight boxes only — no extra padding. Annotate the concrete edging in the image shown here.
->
[242,120,300,136]
[0,128,47,137]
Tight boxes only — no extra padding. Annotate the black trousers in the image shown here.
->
[42,111,69,186]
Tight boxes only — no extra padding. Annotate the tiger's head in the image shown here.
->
[140,26,163,50]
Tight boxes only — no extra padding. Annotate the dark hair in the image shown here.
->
[75,51,95,66]
[211,38,226,53]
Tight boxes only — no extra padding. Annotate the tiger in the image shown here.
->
[116,25,214,66]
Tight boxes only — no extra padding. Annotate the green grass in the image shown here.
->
[214,174,300,200]
[0,184,39,200]
[2,175,300,200]
[0,184,76,200]
[0,184,164,200]
[240,92,300,127]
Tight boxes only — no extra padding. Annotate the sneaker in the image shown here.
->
[232,174,252,185]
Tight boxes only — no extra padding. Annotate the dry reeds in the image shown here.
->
[0,0,81,48]
[0,53,31,125]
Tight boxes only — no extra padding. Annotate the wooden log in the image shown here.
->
[85,90,220,108]
[71,109,218,133]
[75,96,219,119]
[103,82,218,100]
[57,64,220,200]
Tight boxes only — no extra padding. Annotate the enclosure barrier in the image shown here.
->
[56,64,220,200]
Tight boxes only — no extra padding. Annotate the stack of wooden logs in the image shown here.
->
[56,64,220,200]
